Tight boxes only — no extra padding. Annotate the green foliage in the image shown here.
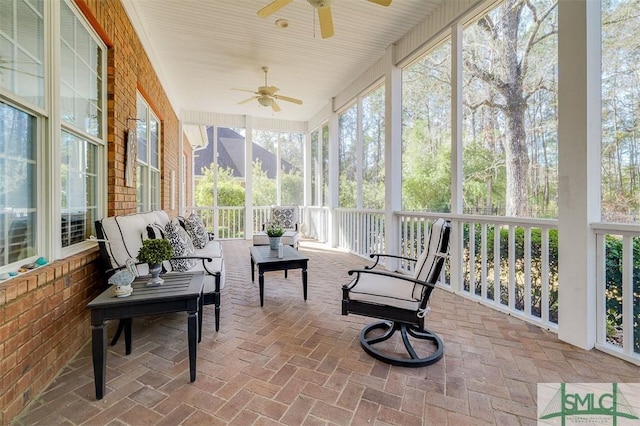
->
[266,223,284,237]
[462,224,559,322]
[461,141,506,214]
[339,174,357,208]
[194,165,245,207]
[137,238,173,265]
[281,168,303,206]
[603,235,640,350]
[252,159,276,206]
[217,181,245,207]
[402,127,451,211]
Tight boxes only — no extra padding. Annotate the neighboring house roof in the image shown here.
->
[193,127,293,179]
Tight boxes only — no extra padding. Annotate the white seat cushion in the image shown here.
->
[347,273,424,311]
[252,230,298,246]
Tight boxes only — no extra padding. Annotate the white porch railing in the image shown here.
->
[252,206,270,233]
[454,215,559,331]
[335,208,385,256]
[593,223,640,365]
[302,206,330,242]
[187,206,246,239]
[187,205,297,239]
[185,203,639,365]
[396,212,560,333]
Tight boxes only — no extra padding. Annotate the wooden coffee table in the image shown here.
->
[87,272,204,399]
[250,245,309,306]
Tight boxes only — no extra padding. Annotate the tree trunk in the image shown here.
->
[503,0,530,217]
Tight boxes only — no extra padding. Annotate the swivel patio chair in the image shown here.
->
[342,218,451,367]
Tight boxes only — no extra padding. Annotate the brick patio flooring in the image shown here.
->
[13,239,640,425]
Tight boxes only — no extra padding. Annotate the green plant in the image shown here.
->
[266,224,284,237]
[137,239,174,265]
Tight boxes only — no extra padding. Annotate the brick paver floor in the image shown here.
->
[13,239,640,425]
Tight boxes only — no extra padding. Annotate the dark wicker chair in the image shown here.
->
[341,218,451,367]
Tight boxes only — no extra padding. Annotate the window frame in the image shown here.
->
[58,0,107,255]
[136,93,161,212]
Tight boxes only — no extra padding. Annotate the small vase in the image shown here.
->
[147,263,164,287]
[269,236,281,250]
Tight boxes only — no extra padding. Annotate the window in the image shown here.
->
[361,85,385,209]
[0,0,43,268]
[462,0,558,218]
[1,0,105,264]
[136,95,161,212]
[279,132,303,206]
[338,85,386,209]
[338,104,357,208]
[402,41,451,212]
[0,101,37,266]
[60,0,105,248]
[0,0,45,108]
[322,124,329,206]
[310,129,319,206]
[252,129,304,207]
[601,0,640,223]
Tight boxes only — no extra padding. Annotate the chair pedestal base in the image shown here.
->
[359,321,443,367]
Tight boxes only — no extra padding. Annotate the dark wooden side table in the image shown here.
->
[250,245,309,306]
[87,271,204,400]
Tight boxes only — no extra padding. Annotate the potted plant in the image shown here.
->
[266,224,284,250]
[137,238,174,286]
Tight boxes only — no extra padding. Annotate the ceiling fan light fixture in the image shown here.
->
[257,96,273,107]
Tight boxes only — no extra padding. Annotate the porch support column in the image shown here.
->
[328,109,340,247]
[449,22,463,293]
[557,0,601,349]
[245,117,254,240]
[303,127,312,221]
[384,45,402,269]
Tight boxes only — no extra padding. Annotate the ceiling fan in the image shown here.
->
[257,0,392,39]
[233,66,302,112]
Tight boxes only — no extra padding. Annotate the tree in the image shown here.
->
[463,0,557,217]
[252,159,276,206]
[194,165,245,207]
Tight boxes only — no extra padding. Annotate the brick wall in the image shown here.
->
[0,0,183,422]
[0,249,103,422]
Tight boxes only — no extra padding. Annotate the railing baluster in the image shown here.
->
[481,223,488,300]
[524,226,532,316]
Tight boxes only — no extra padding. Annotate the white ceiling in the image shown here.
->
[121,0,445,122]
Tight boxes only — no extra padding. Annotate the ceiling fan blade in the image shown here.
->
[231,88,257,94]
[257,0,293,18]
[367,0,392,6]
[274,94,302,105]
[271,100,282,112]
[318,6,334,39]
[238,96,257,105]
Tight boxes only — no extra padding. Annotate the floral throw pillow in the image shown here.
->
[272,207,295,229]
[164,219,197,272]
[185,213,208,249]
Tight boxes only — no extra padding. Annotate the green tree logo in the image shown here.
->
[539,383,639,425]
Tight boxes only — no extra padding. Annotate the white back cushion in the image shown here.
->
[98,214,147,269]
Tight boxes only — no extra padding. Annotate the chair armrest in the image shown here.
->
[171,255,221,276]
[343,268,434,290]
[366,253,417,269]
